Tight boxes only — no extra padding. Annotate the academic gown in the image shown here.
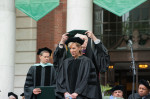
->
[24,64,56,99]
[56,55,102,99]
[128,93,150,99]
[85,38,110,74]
[53,38,110,74]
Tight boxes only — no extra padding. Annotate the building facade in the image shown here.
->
[93,0,150,98]
[0,0,150,98]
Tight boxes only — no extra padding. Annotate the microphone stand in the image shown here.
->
[128,40,136,99]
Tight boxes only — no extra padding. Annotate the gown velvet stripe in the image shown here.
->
[35,66,52,86]
[44,67,51,86]
[68,59,81,93]
[35,66,42,86]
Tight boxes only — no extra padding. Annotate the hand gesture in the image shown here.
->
[60,33,69,44]
[85,31,97,41]
[71,93,78,99]
[33,88,41,95]
[64,92,72,99]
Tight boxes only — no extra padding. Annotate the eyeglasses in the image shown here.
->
[42,56,50,58]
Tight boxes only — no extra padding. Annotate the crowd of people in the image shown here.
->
[8,30,150,99]
[103,79,150,99]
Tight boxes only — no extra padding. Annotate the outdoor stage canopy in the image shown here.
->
[15,0,147,21]
[93,0,147,16]
[15,0,60,21]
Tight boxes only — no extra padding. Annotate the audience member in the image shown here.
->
[8,92,18,99]
[109,85,124,99]
[20,93,25,99]
[128,79,150,99]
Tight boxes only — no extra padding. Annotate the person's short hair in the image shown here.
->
[37,47,52,55]
[8,92,18,99]
[139,79,150,89]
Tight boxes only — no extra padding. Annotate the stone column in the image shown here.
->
[0,0,15,98]
[67,0,93,32]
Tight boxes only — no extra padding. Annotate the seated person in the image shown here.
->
[20,93,25,99]
[128,79,150,99]
[109,85,124,99]
[8,92,18,99]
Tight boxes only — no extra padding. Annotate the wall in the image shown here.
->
[15,8,37,98]
[37,0,67,63]
[14,0,67,98]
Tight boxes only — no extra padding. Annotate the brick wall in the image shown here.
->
[37,0,67,63]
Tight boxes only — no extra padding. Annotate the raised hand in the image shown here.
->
[85,31,97,41]
[60,33,69,44]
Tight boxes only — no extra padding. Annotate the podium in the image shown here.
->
[37,86,56,99]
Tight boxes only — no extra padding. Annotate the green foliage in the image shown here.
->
[101,84,112,93]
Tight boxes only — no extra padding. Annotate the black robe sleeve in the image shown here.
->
[50,66,57,86]
[56,62,67,97]
[74,58,101,98]
[24,66,35,99]
[93,42,110,73]
[53,45,66,71]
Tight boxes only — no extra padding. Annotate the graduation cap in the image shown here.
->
[8,92,18,99]
[37,47,52,55]
[67,30,87,38]
[20,93,24,96]
[139,79,150,89]
[111,85,124,92]
[65,37,84,46]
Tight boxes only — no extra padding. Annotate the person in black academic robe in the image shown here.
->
[128,79,150,99]
[56,37,102,99]
[53,30,110,74]
[24,47,56,99]
[54,30,110,99]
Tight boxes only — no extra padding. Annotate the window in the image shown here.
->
[93,0,150,49]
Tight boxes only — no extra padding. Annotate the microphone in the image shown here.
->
[128,40,133,45]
